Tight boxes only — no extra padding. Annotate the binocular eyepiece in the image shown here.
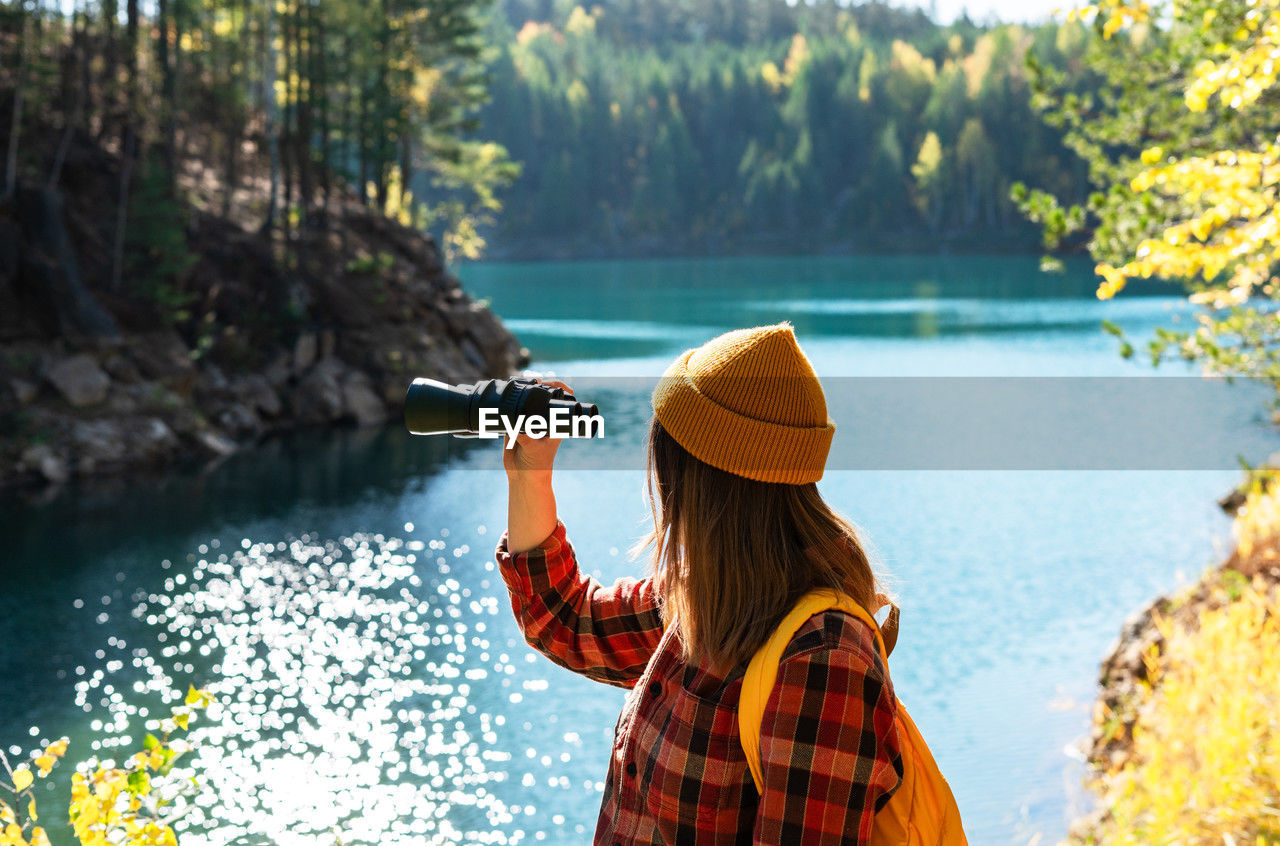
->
[404,377,600,438]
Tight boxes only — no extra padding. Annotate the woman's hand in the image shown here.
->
[503,379,572,553]
[501,378,573,476]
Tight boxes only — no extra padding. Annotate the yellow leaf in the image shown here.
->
[76,799,99,827]
[28,828,49,846]
[185,686,202,706]
[43,739,67,759]
[33,757,54,778]
[25,800,34,823]
[11,769,32,792]
[3,822,26,845]
[0,801,13,824]
[174,712,190,731]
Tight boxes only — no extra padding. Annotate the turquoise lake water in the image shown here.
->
[2,254,1275,844]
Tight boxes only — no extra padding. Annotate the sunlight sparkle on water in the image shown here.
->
[70,528,576,845]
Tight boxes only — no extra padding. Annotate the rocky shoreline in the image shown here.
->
[2,196,528,490]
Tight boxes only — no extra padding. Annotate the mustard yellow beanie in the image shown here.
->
[651,322,835,484]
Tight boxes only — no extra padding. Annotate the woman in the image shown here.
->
[496,323,903,845]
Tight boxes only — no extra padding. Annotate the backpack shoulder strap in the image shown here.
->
[738,589,893,793]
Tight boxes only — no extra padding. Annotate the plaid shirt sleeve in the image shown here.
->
[753,615,904,845]
[495,520,665,689]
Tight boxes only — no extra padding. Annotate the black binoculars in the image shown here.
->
[404,377,600,438]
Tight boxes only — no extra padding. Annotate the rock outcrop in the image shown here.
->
[0,144,528,488]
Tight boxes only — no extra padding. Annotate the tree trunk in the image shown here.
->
[156,0,175,177]
[99,0,117,143]
[358,88,370,206]
[280,0,295,243]
[296,0,313,229]
[124,0,138,149]
[372,10,390,210]
[261,0,281,238]
[2,3,28,205]
[49,23,88,191]
[169,0,182,173]
[315,8,331,226]
[222,127,237,219]
[16,183,121,339]
[110,130,136,293]
[400,134,412,212]
[221,0,242,220]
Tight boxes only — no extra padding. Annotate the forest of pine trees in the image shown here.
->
[0,0,513,283]
[1,0,1103,269]
[475,0,1096,256]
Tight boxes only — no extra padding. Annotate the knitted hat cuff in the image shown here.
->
[653,349,835,484]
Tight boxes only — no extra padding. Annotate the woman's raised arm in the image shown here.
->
[499,384,664,688]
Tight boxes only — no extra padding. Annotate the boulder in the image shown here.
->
[423,345,471,386]
[465,303,525,374]
[290,359,345,424]
[231,374,283,418]
[459,337,487,372]
[214,402,262,438]
[192,427,238,458]
[45,354,111,407]
[263,352,292,390]
[293,332,318,373]
[130,331,196,398]
[200,362,230,393]
[441,301,473,336]
[20,443,68,484]
[165,405,206,439]
[101,354,142,383]
[9,378,38,405]
[341,371,388,427]
[106,386,140,415]
[319,329,336,361]
[194,363,236,408]
[118,380,173,413]
[128,417,180,463]
[70,419,128,474]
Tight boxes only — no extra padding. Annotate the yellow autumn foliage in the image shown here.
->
[1070,0,1280,305]
[0,688,212,846]
[1235,482,1280,560]
[761,33,810,93]
[1084,581,1280,843]
[1079,487,1280,844]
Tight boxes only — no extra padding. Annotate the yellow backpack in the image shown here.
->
[738,589,967,845]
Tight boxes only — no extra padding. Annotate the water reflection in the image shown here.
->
[0,426,468,565]
[82,525,591,845]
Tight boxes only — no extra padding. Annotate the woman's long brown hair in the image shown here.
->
[636,418,886,672]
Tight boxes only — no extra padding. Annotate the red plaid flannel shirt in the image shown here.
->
[496,520,904,845]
